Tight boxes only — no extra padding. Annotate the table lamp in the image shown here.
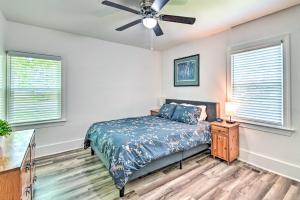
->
[225,102,237,124]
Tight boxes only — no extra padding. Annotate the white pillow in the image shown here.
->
[198,105,207,121]
[180,103,207,121]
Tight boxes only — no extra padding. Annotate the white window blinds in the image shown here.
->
[0,53,5,119]
[7,52,62,124]
[231,43,284,126]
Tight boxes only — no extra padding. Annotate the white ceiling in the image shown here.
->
[0,0,299,50]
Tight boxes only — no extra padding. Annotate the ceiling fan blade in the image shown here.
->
[102,1,140,15]
[116,19,142,31]
[151,0,170,12]
[160,14,196,24]
[153,23,163,36]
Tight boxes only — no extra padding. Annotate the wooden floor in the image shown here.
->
[34,149,300,200]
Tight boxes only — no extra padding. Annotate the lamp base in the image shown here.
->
[226,120,236,124]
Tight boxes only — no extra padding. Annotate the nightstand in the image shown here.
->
[210,121,239,164]
[150,109,160,116]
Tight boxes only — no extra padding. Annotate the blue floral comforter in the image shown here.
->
[84,116,211,189]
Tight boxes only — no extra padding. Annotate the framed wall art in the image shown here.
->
[174,54,199,87]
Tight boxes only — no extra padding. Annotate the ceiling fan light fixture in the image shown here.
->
[142,17,157,29]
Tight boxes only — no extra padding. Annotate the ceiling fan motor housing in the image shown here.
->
[140,0,157,18]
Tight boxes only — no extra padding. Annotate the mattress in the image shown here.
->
[84,115,211,189]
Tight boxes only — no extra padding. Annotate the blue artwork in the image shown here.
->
[174,54,199,86]
[177,60,196,81]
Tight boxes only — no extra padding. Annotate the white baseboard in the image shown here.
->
[36,138,84,158]
[239,148,300,182]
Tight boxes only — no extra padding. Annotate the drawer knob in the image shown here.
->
[25,185,31,197]
[33,176,37,183]
[25,163,31,172]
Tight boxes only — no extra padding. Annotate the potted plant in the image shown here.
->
[0,120,12,156]
[0,119,12,146]
[0,120,12,137]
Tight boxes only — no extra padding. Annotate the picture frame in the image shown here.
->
[174,54,199,87]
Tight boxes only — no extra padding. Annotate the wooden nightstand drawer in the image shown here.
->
[211,125,228,134]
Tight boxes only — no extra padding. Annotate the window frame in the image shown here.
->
[227,34,292,133]
[6,51,66,128]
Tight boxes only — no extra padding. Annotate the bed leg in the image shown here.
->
[120,187,125,197]
[91,148,95,156]
[179,160,183,170]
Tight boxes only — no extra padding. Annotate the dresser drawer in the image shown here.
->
[21,147,31,195]
[211,125,228,134]
[30,134,36,184]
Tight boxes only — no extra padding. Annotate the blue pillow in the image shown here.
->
[171,105,200,125]
[158,104,177,119]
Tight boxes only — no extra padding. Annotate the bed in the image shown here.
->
[84,99,219,197]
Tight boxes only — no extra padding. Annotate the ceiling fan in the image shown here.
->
[102,0,196,36]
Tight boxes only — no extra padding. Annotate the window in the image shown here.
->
[0,52,5,120]
[6,51,63,125]
[229,36,290,128]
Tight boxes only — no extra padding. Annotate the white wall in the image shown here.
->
[161,5,300,181]
[5,22,162,157]
[161,32,228,115]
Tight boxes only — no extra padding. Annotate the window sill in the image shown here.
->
[12,118,67,130]
[236,119,295,136]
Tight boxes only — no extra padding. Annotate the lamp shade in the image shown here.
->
[225,102,237,116]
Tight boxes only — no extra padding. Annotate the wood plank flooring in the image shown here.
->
[34,149,300,200]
